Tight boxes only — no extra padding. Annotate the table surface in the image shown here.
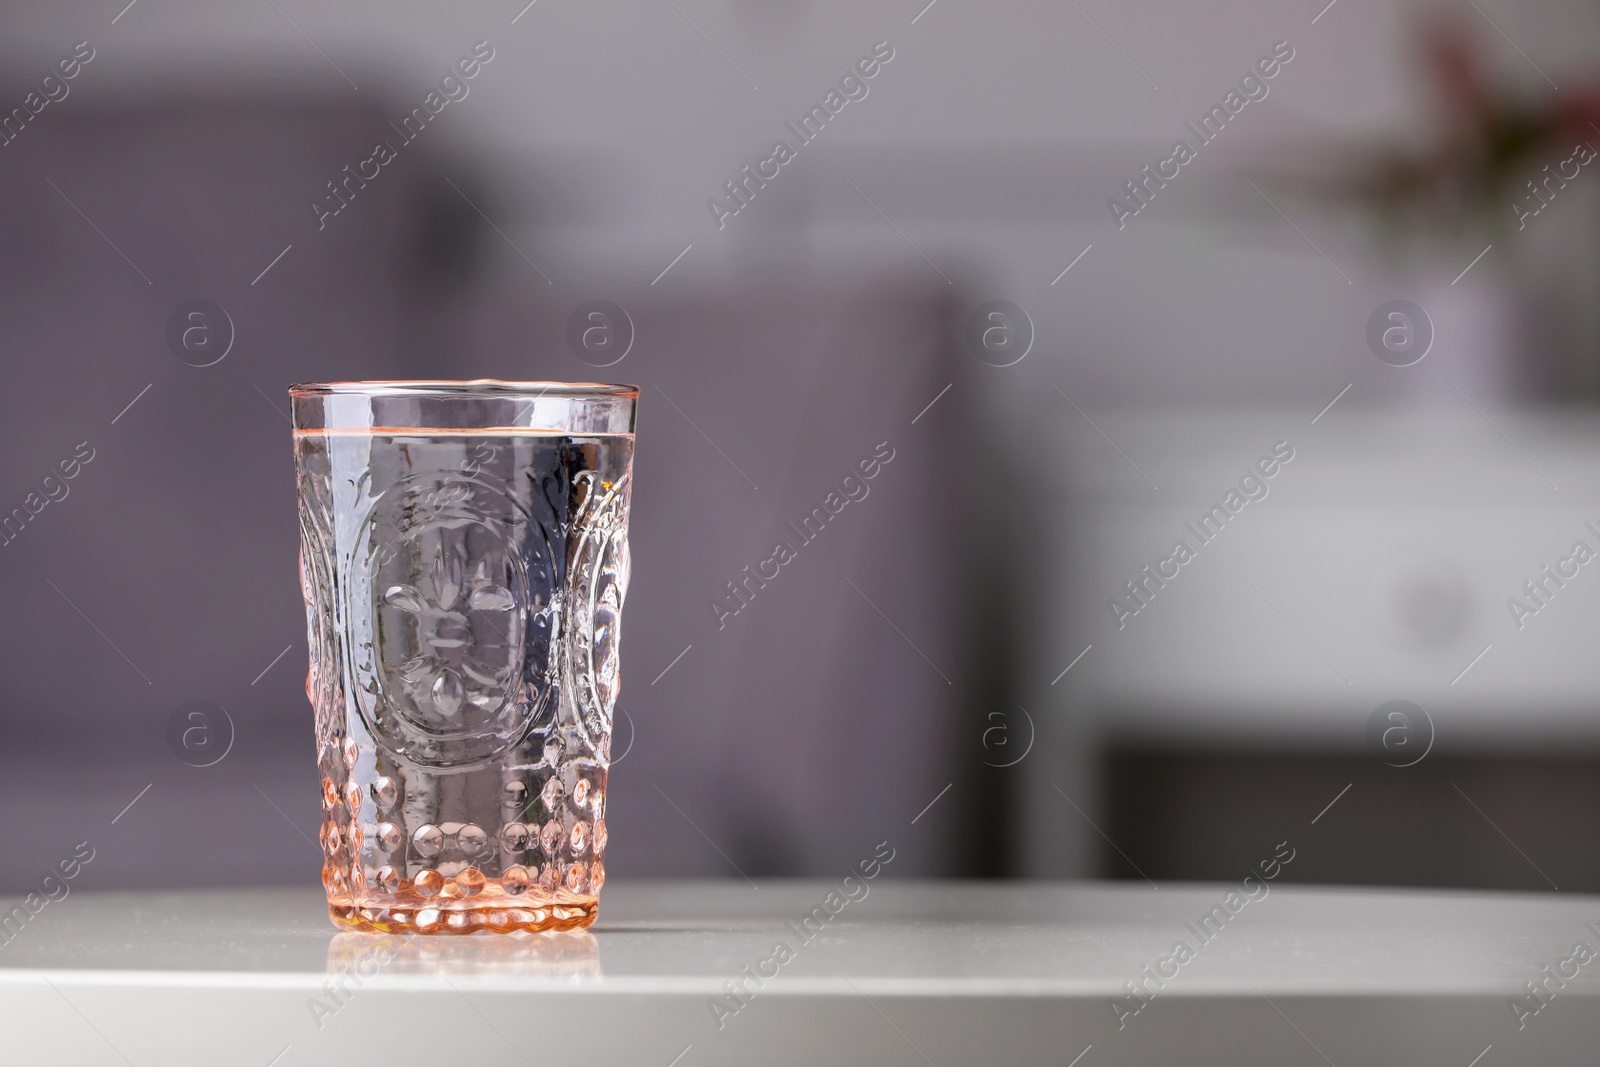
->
[5,880,1600,1066]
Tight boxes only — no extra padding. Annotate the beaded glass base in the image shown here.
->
[329,881,599,935]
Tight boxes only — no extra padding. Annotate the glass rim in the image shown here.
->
[288,379,639,399]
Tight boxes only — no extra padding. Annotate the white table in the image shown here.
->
[2,880,1596,1065]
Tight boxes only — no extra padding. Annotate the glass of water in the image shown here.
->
[290,380,637,933]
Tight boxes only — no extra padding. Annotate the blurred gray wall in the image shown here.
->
[2,0,1600,890]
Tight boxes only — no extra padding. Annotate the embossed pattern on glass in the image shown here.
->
[291,381,636,934]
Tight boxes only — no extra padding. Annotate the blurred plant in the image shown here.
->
[1295,14,1600,260]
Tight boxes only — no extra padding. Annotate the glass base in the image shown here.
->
[328,887,599,934]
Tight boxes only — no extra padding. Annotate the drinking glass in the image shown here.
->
[289,380,637,933]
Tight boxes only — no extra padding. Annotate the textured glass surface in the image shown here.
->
[291,382,635,934]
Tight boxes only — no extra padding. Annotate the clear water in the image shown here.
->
[294,429,632,932]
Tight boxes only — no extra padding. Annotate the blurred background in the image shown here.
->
[4,0,1600,894]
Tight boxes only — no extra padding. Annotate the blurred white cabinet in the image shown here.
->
[1026,405,1600,875]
